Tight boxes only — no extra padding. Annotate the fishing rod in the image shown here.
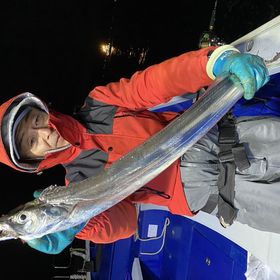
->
[198,0,225,48]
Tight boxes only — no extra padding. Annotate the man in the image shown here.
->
[0,45,270,254]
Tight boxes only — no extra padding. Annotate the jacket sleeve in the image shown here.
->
[75,199,137,243]
[89,46,217,110]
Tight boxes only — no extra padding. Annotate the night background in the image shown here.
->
[0,0,279,279]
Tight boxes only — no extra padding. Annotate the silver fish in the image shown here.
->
[0,75,245,241]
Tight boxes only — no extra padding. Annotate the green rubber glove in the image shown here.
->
[26,223,85,255]
[213,51,269,100]
[26,189,85,254]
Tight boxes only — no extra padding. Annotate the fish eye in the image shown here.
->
[15,212,29,224]
[20,214,27,221]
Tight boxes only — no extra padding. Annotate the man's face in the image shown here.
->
[15,108,69,159]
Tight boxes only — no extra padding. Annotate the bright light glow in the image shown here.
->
[100,43,116,56]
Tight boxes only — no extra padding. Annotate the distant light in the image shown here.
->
[100,43,116,56]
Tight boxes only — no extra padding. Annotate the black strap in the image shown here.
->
[201,194,218,213]
[217,159,238,227]
[232,144,250,171]
[202,113,250,227]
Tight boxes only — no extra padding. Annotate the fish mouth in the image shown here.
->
[0,218,19,241]
[0,228,19,241]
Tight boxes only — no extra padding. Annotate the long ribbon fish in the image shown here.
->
[0,75,248,241]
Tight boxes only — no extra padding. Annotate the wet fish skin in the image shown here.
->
[0,75,244,241]
[0,199,70,240]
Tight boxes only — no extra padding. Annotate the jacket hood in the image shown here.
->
[0,92,49,172]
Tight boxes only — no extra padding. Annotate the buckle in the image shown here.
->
[218,150,234,163]
[218,126,236,144]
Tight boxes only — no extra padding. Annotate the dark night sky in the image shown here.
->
[0,1,279,279]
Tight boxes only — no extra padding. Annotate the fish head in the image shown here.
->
[0,199,70,241]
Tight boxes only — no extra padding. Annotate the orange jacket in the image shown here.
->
[0,47,216,244]
[76,47,216,242]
